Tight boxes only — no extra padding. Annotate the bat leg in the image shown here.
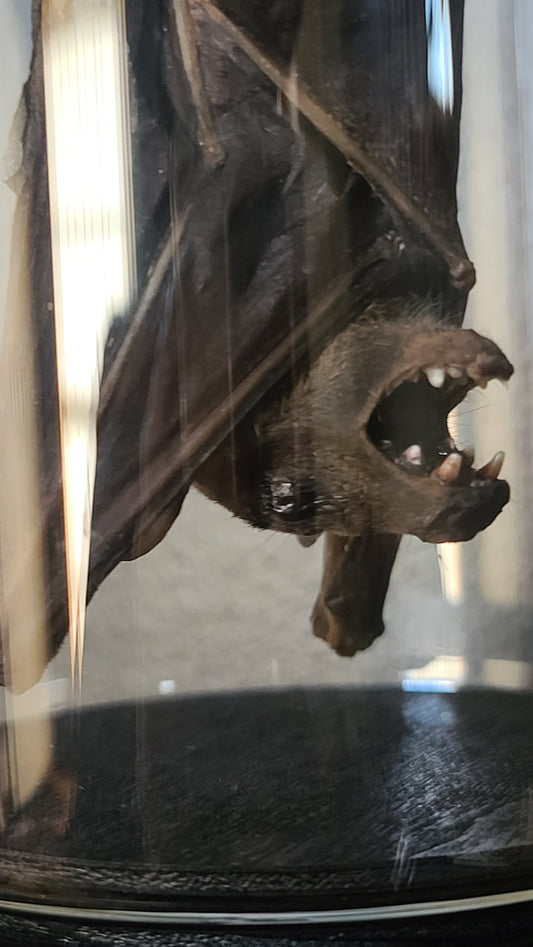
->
[312,531,401,657]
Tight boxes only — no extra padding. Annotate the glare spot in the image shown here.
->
[425,0,454,114]
[158,680,177,696]
[402,655,466,693]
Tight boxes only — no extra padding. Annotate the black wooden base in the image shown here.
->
[1,687,533,942]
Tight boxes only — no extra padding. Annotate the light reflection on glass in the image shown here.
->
[402,655,467,694]
[460,0,523,608]
[437,412,464,605]
[41,0,136,684]
[425,0,454,114]
[482,659,533,692]
[1,0,136,821]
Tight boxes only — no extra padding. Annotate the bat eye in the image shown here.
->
[268,478,316,525]
[271,479,296,515]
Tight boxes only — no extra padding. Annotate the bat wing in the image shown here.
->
[0,0,471,685]
[213,0,472,291]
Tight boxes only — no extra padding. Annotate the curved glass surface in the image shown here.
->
[1,0,533,927]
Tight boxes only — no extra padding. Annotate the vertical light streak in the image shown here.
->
[437,410,463,604]
[41,0,136,687]
[0,189,52,806]
[460,0,519,606]
[425,0,454,114]
[437,542,463,605]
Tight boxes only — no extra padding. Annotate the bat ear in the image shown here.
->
[312,532,401,657]
[214,0,304,62]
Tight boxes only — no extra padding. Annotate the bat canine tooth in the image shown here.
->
[447,365,465,380]
[432,452,462,483]
[402,444,423,465]
[477,451,505,481]
[426,367,445,388]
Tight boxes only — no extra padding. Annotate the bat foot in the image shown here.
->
[311,532,401,658]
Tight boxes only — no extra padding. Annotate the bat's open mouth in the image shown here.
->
[368,364,506,485]
[253,321,514,544]
[364,328,514,539]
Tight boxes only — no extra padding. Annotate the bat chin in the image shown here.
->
[409,478,511,543]
[264,466,512,545]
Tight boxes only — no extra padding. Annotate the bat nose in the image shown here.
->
[449,257,476,292]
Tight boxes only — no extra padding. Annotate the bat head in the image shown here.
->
[260,304,513,543]
[200,300,513,546]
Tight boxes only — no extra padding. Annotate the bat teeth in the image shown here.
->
[431,452,462,483]
[402,444,423,466]
[426,366,446,388]
[476,450,505,481]
[447,365,467,383]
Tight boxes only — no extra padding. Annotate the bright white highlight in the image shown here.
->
[402,655,467,694]
[425,0,455,114]
[41,0,136,685]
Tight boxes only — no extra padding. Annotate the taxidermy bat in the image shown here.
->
[0,0,513,688]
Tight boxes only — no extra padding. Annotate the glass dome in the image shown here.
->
[0,1,533,941]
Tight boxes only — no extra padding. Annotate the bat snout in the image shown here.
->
[261,312,513,545]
